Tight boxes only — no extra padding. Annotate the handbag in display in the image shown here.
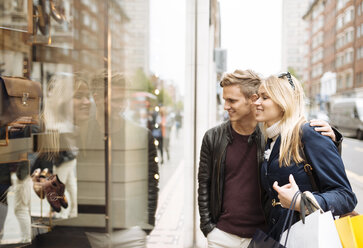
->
[0,76,42,145]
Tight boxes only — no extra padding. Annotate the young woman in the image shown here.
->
[254,72,357,240]
[35,73,91,218]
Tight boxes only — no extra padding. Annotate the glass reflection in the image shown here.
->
[81,71,159,246]
[0,0,187,245]
[0,75,42,245]
[0,0,29,32]
[31,73,88,221]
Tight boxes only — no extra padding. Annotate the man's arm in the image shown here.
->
[309,119,343,153]
[197,132,216,237]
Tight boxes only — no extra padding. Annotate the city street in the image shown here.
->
[341,137,363,213]
[147,129,363,247]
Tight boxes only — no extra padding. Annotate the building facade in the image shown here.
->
[281,0,311,79]
[303,0,363,111]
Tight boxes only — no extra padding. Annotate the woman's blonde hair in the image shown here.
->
[39,73,89,159]
[261,74,307,167]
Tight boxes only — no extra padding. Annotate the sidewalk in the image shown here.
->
[147,127,196,247]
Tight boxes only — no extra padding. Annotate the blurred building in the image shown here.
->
[281,0,311,79]
[211,0,227,121]
[303,0,363,111]
[119,0,150,76]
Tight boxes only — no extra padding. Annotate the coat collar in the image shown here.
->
[267,135,281,165]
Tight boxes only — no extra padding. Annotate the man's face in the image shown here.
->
[93,86,127,117]
[223,85,253,122]
[73,82,91,123]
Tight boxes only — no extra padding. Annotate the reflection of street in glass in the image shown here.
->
[82,71,159,242]
[149,107,182,165]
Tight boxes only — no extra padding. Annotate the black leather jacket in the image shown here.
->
[197,121,268,237]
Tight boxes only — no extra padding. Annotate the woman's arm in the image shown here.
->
[273,123,356,214]
[301,124,357,215]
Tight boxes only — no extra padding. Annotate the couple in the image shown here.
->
[198,70,357,247]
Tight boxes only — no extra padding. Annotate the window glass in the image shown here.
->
[0,0,189,246]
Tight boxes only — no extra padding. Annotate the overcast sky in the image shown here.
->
[149,0,186,94]
[149,0,283,93]
[220,0,283,77]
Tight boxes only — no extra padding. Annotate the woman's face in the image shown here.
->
[254,85,284,127]
[73,82,91,123]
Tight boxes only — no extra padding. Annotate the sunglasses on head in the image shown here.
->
[278,72,295,90]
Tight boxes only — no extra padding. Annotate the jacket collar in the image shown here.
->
[220,120,233,144]
[249,124,262,145]
[268,135,281,165]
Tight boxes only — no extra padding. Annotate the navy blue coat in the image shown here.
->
[261,123,357,239]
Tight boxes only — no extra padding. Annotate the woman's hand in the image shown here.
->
[273,174,301,211]
[309,119,336,142]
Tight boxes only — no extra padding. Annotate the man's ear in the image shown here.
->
[250,94,258,102]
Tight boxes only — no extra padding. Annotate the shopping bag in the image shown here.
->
[281,210,342,248]
[335,216,358,248]
[351,215,363,247]
[247,229,285,248]
[248,191,301,248]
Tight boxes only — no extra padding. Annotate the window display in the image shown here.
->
[0,1,162,246]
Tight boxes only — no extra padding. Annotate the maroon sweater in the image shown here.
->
[216,127,265,238]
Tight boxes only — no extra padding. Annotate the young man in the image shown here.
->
[197,69,340,248]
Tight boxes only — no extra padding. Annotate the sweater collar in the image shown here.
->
[266,120,281,140]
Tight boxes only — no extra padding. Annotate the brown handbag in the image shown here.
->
[0,76,42,145]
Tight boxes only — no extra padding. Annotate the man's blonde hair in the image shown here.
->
[90,71,128,94]
[261,74,307,167]
[220,69,262,98]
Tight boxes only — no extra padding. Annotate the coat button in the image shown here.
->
[272,218,276,224]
